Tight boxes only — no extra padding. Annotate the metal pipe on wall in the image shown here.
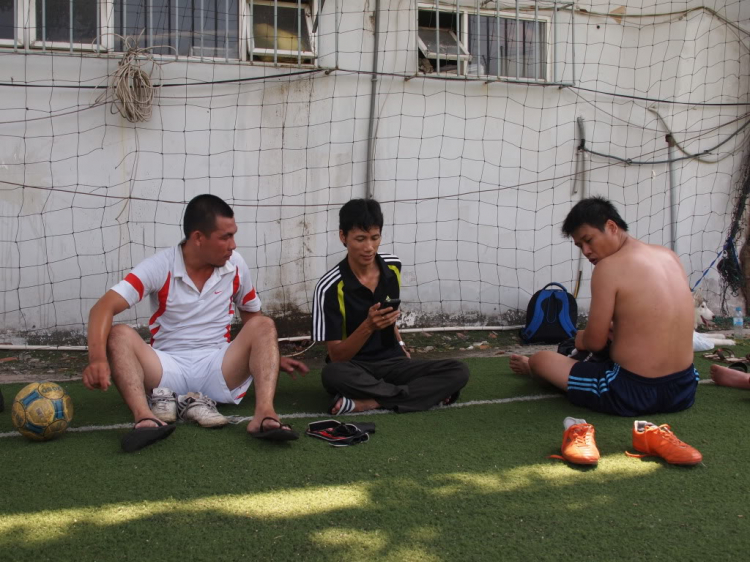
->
[667,134,678,251]
[365,0,381,199]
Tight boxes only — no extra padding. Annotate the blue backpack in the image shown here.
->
[520,282,578,344]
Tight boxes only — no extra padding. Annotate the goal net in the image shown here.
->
[0,0,748,343]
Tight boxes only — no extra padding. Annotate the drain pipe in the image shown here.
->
[572,116,588,298]
[666,133,678,252]
[365,0,381,199]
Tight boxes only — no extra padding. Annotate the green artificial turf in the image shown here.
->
[2,353,750,562]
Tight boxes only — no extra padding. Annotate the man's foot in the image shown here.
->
[441,390,461,406]
[177,392,228,428]
[121,417,175,453]
[248,416,299,441]
[559,417,600,465]
[631,421,702,466]
[330,396,380,415]
[147,387,178,423]
[710,364,750,389]
[509,354,532,376]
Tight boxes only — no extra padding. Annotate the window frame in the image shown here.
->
[416,27,469,62]
[27,0,112,53]
[0,0,23,48]
[110,0,244,62]
[417,2,552,82]
[247,0,315,65]
[1,0,318,67]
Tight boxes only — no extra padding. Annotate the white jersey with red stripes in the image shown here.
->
[110,245,261,353]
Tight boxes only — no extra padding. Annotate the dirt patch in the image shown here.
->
[0,330,553,384]
[0,351,90,384]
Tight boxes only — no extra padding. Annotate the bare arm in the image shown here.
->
[82,290,130,391]
[239,310,262,324]
[394,324,410,359]
[326,303,399,362]
[582,263,617,352]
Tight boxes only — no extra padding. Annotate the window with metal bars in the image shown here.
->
[0,0,102,51]
[1,0,315,65]
[0,0,15,42]
[113,0,240,59]
[417,3,549,81]
[249,0,314,64]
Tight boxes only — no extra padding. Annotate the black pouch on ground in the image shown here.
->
[557,336,610,363]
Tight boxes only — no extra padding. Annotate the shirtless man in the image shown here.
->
[510,196,699,416]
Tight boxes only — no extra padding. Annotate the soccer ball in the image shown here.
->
[11,382,74,441]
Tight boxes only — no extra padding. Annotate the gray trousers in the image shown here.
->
[321,356,470,413]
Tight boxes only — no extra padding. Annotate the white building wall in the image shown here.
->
[0,0,748,339]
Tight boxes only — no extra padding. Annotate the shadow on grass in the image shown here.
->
[1,384,748,562]
[0,451,715,562]
[1,355,747,560]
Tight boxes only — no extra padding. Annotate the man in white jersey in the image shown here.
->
[83,194,308,452]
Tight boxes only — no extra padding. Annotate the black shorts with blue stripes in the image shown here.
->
[566,361,699,417]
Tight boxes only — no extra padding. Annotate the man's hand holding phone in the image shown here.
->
[368,300,400,330]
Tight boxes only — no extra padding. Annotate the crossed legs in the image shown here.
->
[322,358,469,414]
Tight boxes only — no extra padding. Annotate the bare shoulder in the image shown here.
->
[590,257,623,297]
[644,242,683,266]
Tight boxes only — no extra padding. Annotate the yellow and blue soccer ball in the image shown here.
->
[11,382,74,441]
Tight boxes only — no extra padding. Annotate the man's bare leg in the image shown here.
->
[222,315,286,434]
[107,324,165,429]
[710,364,750,389]
[330,397,380,415]
[509,350,578,391]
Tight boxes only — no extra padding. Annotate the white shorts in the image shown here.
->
[153,343,253,405]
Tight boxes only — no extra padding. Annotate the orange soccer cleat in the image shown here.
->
[630,421,702,466]
[558,417,600,465]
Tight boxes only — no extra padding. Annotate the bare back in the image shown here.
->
[603,240,694,377]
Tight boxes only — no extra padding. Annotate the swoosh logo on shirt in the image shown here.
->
[214,291,223,295]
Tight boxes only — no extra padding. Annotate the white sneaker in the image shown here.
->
[177,392,228,428]
[147,387,177,423]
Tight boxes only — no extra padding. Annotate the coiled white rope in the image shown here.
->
[96,34,163,123]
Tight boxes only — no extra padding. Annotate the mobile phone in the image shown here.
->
[380,298,401,311]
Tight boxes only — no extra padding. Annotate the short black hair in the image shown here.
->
[339,198,384,235]
[183,194,234,239]
[562,196,628,237]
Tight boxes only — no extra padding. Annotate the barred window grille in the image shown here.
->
[417,2,550,81]
[1,0,316,65]
[249,0,314,64]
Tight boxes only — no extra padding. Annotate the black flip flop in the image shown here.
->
[121,417,175,453]
[729,362,749,373]
[249,416,299,441]
[306,420,375,447]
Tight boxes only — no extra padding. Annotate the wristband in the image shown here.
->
[398,340,405,346]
